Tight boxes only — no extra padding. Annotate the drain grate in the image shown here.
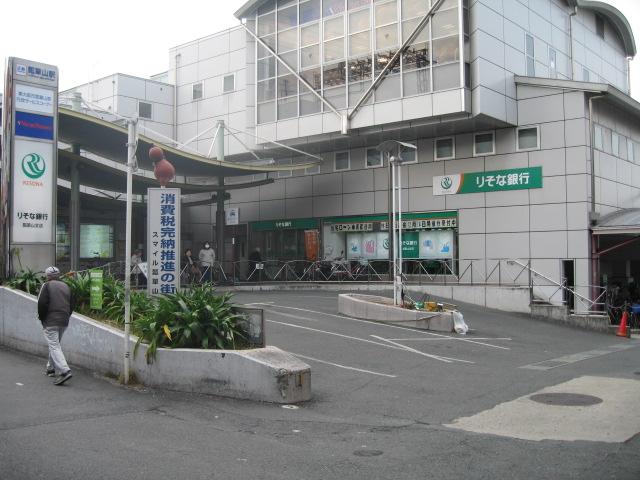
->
[353,450,383,457]
[529,393,603,406]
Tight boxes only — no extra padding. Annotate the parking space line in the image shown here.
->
[261,303,510,350]
[371,336,475,364]
[519,343,640,370]
[288,353,397,378]
[263,309,318,322]
[386,337,512,342]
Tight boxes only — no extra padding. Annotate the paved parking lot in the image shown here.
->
[1,289,640,480]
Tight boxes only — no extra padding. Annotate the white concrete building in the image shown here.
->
[67,0,640,311]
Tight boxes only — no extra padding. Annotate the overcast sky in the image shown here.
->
[1,0,639,98]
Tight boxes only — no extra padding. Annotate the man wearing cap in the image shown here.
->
[38,266,74,385]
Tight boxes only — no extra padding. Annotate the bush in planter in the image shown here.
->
[134,284,247,363]
[7,270,45,295]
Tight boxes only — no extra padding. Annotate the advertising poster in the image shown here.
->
[361,233,377,259]
[11,139,54,243]
[304,230,319,261]
[401,231,420,259]
[14,83,55,114]
[346,233,362,259]
[90,269,104,310]
[376,232,389,259]
[419,231,454,259]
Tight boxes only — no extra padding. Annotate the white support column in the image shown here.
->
[123,118,137,385]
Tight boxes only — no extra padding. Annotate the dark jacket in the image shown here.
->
[37,279,74,328]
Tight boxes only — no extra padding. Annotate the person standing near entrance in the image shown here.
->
[198,242,216,282]
[37,266,74,385]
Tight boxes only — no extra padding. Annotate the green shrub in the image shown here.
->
[7,270,45,295]
[63,273,91,312]
[134,285,246,363]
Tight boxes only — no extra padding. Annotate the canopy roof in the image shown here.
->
[592,209,640,235]
[58,107,315,179]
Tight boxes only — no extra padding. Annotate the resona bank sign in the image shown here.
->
[1,57,58,270]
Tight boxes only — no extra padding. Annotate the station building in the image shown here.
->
[59,0,640,309]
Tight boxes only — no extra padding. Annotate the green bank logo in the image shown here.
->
[440,176,453,190]
[21,153,46,179]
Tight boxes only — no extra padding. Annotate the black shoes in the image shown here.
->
[45,369,55,377]
[54,371,73,386]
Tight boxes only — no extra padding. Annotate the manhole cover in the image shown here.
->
[353,450,383,457]
[529,393,603,406]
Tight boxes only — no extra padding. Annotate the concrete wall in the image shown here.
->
[0,287,311,403]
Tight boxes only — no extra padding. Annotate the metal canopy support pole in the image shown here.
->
[398,160,403,301]
[215,120,226,269]
[123,118,137,385]
[387,153,393,282]
[391,158,398,305]
[70,148,81,272]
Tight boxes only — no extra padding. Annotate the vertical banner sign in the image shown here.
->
[89,269,104,310]
[147,188,181,295]
[3,57,58,251]
[304,230,319,261]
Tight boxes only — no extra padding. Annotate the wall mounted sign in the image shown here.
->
[147,188,181,295]
[433,167,543,195]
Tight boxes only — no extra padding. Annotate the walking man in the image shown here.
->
[38,266,74,385]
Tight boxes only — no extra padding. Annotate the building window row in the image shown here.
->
[594,124,639,163]
[255,0,468,124]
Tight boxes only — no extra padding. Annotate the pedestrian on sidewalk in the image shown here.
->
[37,266,75,386]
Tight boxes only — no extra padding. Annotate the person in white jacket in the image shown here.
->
[198,242,216,283]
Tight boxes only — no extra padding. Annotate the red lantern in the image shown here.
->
[149,146,175,187]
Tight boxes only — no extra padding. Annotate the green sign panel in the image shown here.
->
[89,269,103,310]
[251,218,319,231]
[434,167,543,195]
[401,231,419,259]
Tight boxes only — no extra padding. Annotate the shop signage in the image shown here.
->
[90,269,104,310]
[226,207,239,225]
[15,83,54,114]
[15,111,54,140]
[433,167,543,195]
[331,222,373,232]
[251,218,318,231]
[11,139,54,242]
[401,232,419,258]
[380,218,457,230]
[147,188,181,295]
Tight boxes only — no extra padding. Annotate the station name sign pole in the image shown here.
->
[1,57,58,277]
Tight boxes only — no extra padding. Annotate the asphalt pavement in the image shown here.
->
[1,290,639,480]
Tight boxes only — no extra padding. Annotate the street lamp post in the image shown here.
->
[377,140,417,306]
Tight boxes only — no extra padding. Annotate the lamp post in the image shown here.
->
[376,140,417,306]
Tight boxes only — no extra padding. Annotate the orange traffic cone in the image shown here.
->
[616,310,629,337]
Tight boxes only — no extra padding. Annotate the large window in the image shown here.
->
[474,132,495,156]
[256,0,465,124]
[517,126,540,151]
[80,224,114,259]
[435,137,455,160]
[366,147,382,168]
[335,151,350,171]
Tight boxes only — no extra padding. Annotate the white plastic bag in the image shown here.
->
[452,310,468,334]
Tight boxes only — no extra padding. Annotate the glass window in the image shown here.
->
[583,68,590,82]
[301,67,322,89]
[323,62,346,87]
[517,126,540,151]
[257,57,276,80]
[278,158,293,178]
[278,74,298,97]
[278,96,298,119]
[223,74,235,93]
[257,79,276,101]
[258,12,276,36]
[300,0,320,23]
[402,18,429,43]
[278,28,298,52]
[305,164,321,174]
[403,42,429,71]
[433,63,459,90]
[325,38,345,61]
[549,47,557,79]
[432,8,458,38]
[349,8,370,32]
[432,36,459,64]
[627,140,635,162]
[376,24,398,49]
[301,45,320,67]
[403,0,427,20]
[375,73,400,101]
[348,56,372,82]
[595,14,605,39]
[435,137,455,160]
[258,0,276,15]
[348,0,370,9]
[400,145,417,163]
[349,31,371,56]
[278,0,296,8]
[366,148,383,167]
[375,50,400,74]
[612,132,619,157]
[280,50,298,70]
[192,82,203,101]
[258,101,276,123]
[300,92,322,115]
[301,23,320,46]
[375,0,397,26]
[474,132,495,156]
[403,68,430,96]
[262,34,276,50]
[324,16,345,40]
[594,125,603,150]
[325,85,347,109]
[138,101,152,119]
[335,151,350,171]
[278,5,298,30]
[348,80,372,107]
[525,34,535,76]
[324,0,345,16]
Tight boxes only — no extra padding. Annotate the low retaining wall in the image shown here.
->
[228,283,532,314]
[530,302,611,333]
[338,294,454,332]
[0,287,311,403]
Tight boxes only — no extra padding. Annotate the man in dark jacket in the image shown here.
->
[38,266,74,385]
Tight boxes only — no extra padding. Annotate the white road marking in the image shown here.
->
[262,303,510,350]
[263,309,318,322]
[520,343,640,370]
[15,382,24,386]
[386,337,512,342]
[290,353,397,378]
[371,335,475,364]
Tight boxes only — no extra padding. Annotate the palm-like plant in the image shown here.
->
[7,270,44,295]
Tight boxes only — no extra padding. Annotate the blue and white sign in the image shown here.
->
[15,111,54,140]
[15,83,54,114]
[147,188,181,295]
